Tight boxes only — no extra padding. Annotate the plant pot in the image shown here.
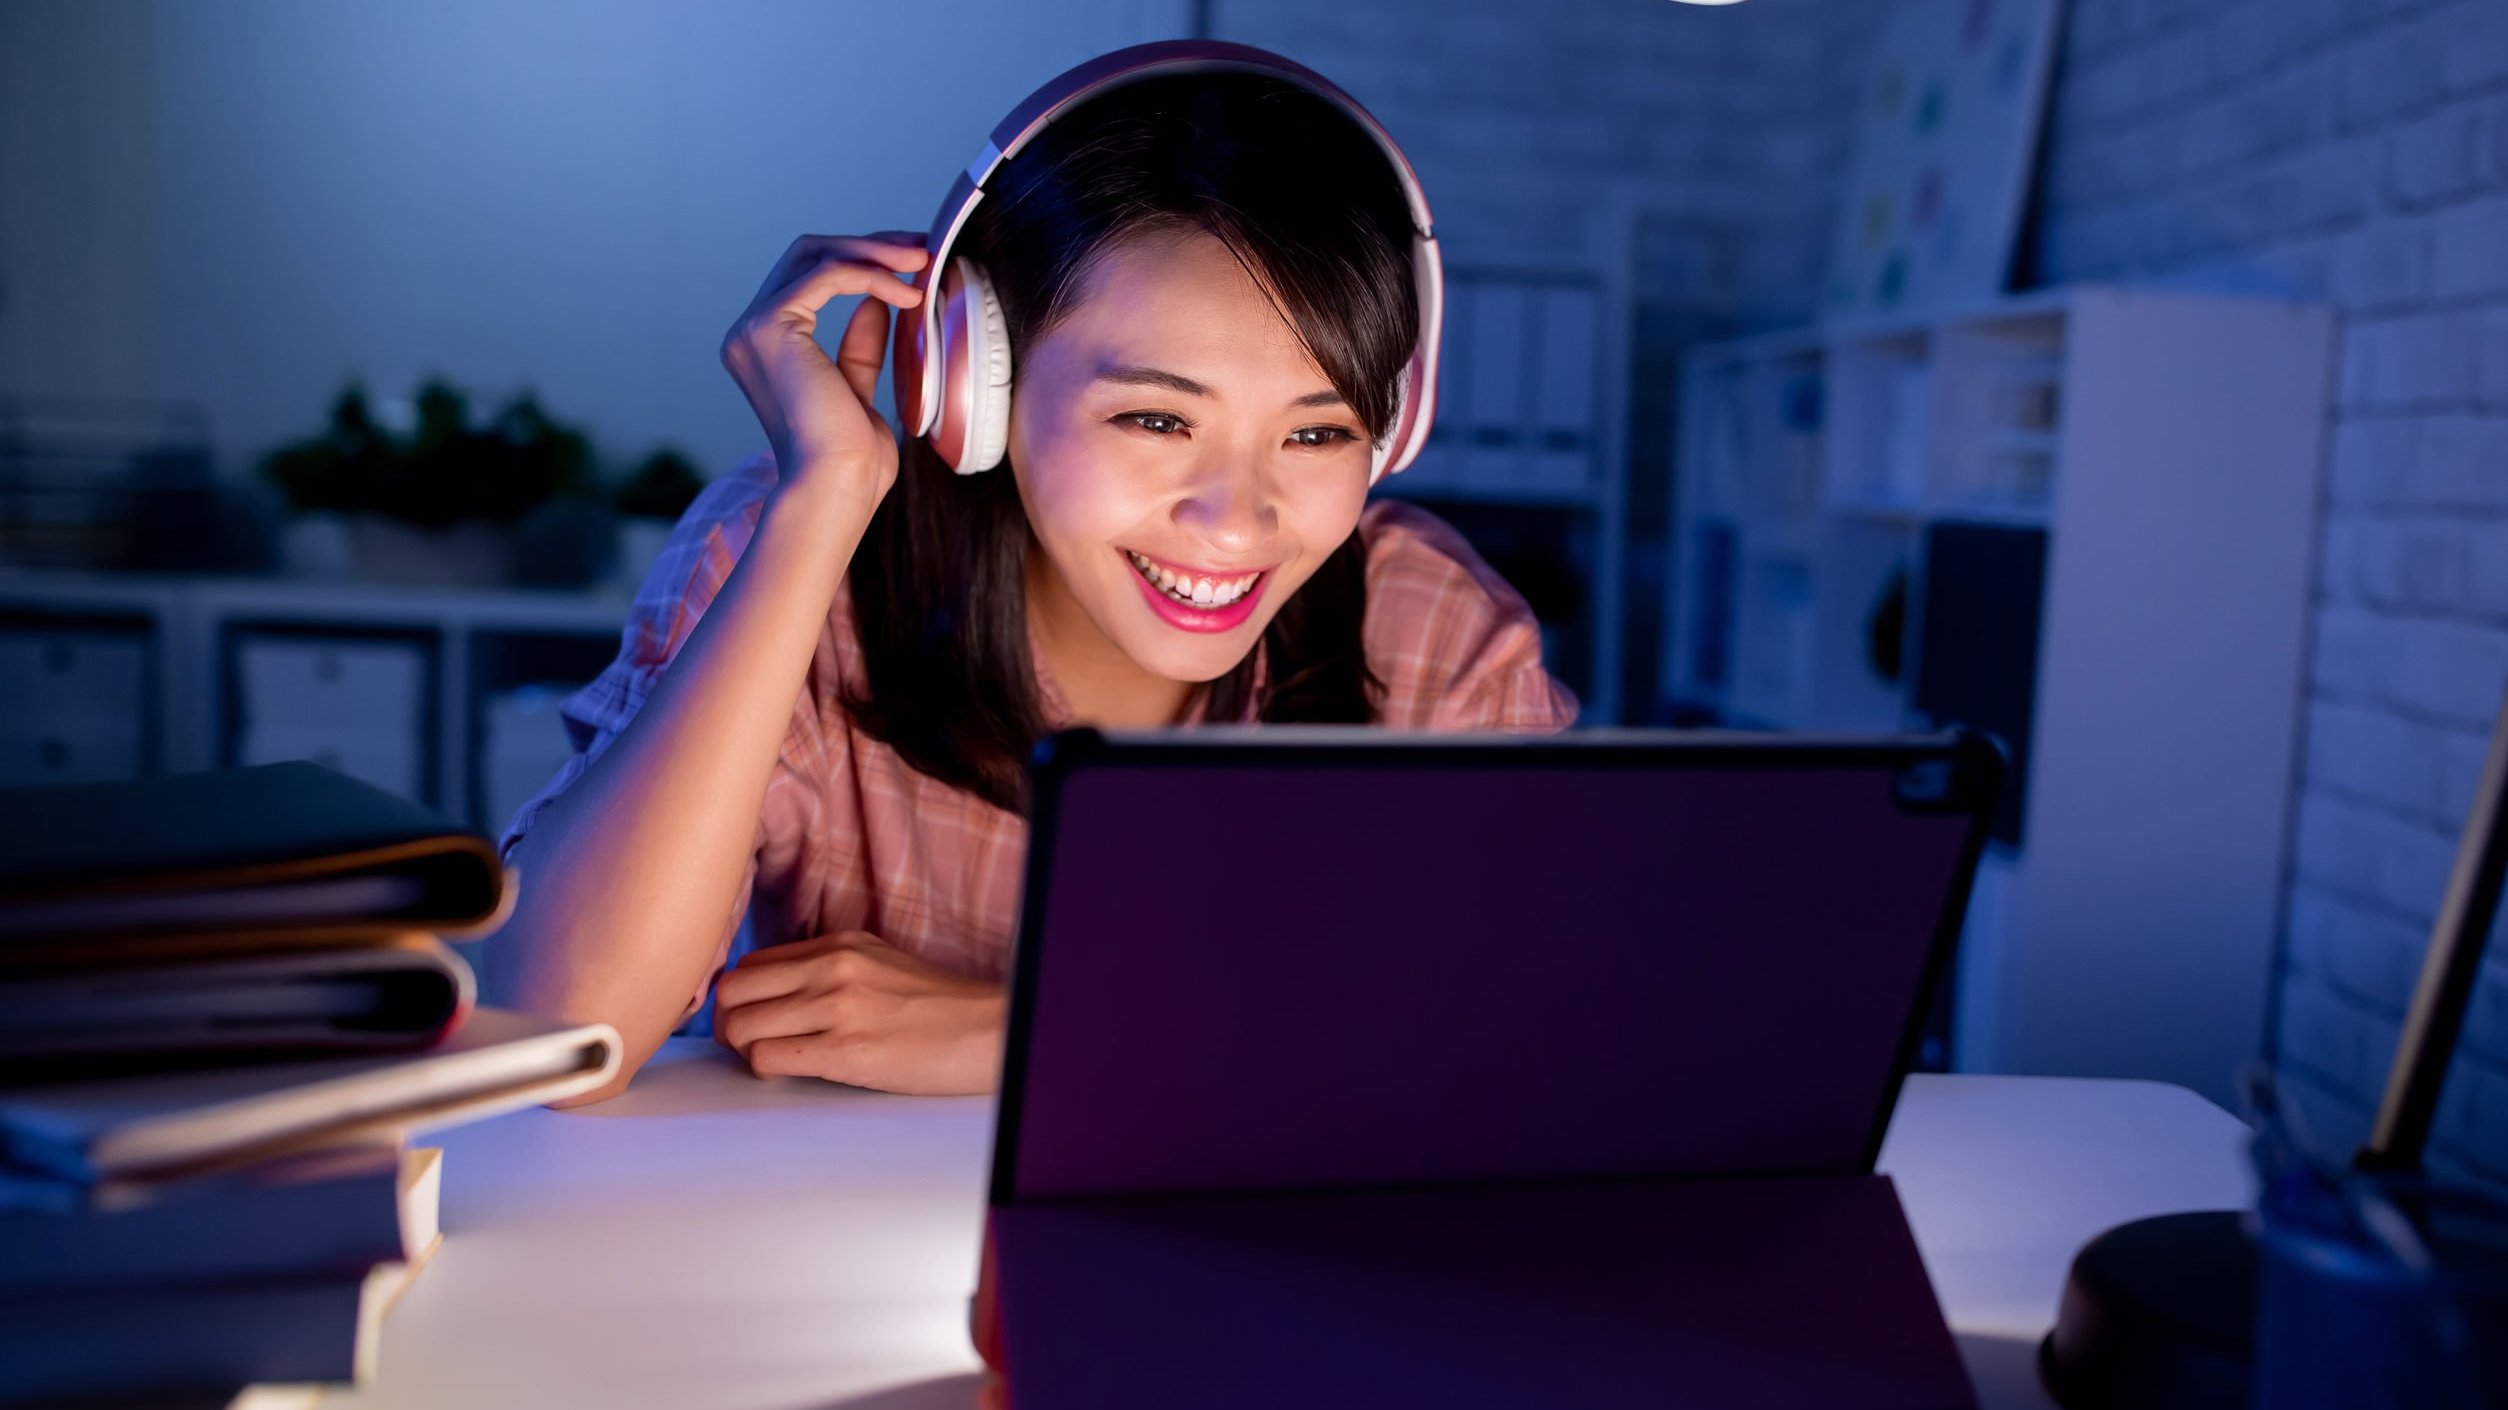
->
[507,499,618,590]
[344,514,513,588]
[280,512,355,580]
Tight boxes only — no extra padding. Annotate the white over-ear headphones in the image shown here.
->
[887,39,1445,489]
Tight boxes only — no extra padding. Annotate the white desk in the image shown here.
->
[331,1041,2257,1410]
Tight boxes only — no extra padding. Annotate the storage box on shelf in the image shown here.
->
[1661,286,2335,1109]
[0,613,157,785]
[0,570,628,842]
[229,626,437,804]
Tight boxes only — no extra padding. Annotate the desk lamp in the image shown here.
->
[2039,685,2508,1407]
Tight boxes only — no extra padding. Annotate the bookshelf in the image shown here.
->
[1661,286,2336,1108]
[0,570,627,841]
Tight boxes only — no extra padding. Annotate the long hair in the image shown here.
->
[842,71,1416,813]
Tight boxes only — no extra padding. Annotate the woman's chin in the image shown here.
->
[1112,622,1264,686]
[1141,642,1257,686]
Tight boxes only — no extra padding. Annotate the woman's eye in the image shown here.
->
[1114,413,1359,449]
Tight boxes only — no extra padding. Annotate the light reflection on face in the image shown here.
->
[1006,228,1376,686]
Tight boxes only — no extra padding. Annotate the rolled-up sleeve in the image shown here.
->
[494,452,788,1024]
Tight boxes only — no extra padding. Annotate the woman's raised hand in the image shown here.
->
[719,231,929,514]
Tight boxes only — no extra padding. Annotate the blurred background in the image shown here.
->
[1,0,2502,1188]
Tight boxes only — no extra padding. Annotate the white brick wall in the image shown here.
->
[1208,0,1850,326]
[2029,0,2508,1183]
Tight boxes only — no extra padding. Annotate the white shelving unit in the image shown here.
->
[0,570,630,838]
[1662,286,2335,1109]
[1378,261,1635,724]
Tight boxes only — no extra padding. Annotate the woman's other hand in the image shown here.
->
[719,231,929,516]
[713,929,1006,1095]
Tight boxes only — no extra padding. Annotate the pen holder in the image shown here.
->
[2248,1085,2508,1409]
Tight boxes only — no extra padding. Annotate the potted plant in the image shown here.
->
[260,377,610,588]
[260,384,393,579]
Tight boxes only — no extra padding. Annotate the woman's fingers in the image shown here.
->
[759,233,929,299]
[747,1035,843,1081]
[759,252,924,329]
[717,991,831,1056]
[713,952,811,1010]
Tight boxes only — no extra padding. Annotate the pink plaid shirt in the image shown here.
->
[497,452,1578,1024]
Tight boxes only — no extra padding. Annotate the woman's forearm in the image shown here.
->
[488,475,872,1099]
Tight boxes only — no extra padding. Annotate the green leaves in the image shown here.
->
[260,378,608,527]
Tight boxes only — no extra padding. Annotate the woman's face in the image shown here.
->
[1006,228,1376,685]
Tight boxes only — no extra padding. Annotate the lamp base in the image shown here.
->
[2038,1210,2256,1409]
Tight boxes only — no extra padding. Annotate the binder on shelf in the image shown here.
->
[1526,284,1599,497]
[1459,281,1530,490]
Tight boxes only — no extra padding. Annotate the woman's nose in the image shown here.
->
[1173,459,1278,553]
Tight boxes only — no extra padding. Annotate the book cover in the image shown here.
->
[0,1143,439,1293]
[0,1221,442,1403]
[0,761,513,947]
[0,1008,617,1182]
[0,933,476,1067]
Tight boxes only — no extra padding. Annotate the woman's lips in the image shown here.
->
[1121,547,1271,633]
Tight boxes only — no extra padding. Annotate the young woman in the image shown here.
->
[486,53,1577,1104]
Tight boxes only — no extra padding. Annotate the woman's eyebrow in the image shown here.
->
[1091,363,1347,409]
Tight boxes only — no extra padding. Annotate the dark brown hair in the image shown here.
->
[841,71,1418,813]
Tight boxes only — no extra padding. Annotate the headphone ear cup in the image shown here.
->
[957,261,1015,474]
[1369,361,1409,487]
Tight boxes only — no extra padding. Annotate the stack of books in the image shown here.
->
[0,762,620,1405]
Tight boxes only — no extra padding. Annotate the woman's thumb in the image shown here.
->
[835,294,896,411]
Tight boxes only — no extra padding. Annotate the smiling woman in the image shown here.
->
[849,64,1436,807]
[484,43,1578,1104]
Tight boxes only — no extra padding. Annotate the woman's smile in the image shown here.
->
[1121,546,1274,632]
[1122,547,1271,606]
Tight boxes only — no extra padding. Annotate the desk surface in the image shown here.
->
[326,1041,2257,1410]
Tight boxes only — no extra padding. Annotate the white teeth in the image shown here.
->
[1128,550,1257,609]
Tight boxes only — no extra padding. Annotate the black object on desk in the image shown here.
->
[2041,687,2508,1409]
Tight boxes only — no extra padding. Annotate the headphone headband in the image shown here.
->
[892,40,1444,485]
[972,41,1436,239]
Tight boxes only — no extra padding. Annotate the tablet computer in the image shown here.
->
[980,726,2000,1408]
[992,725,2003,1203]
